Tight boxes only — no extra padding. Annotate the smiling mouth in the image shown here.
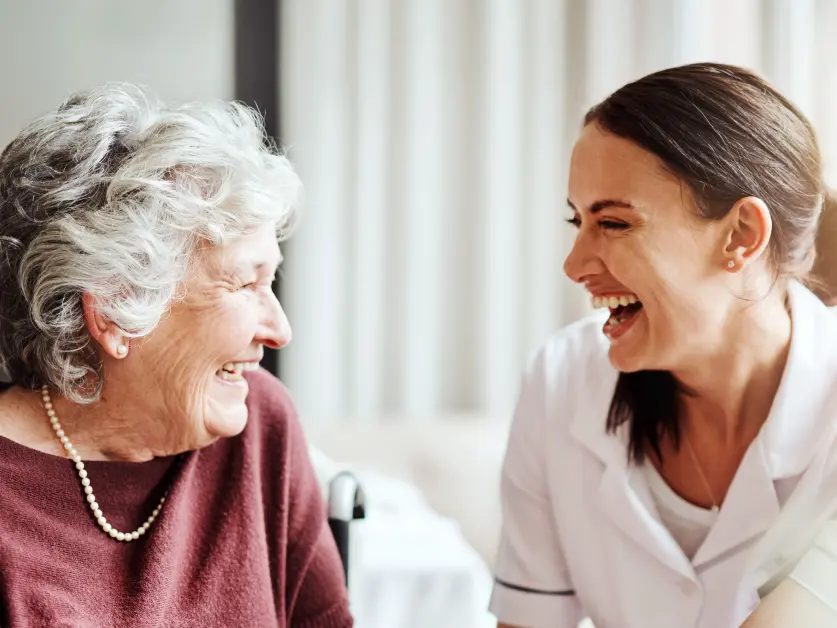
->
[591,293,644,335]
[215,361,260,382]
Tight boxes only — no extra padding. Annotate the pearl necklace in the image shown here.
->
[40,385,168,542]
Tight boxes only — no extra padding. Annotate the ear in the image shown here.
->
[81,293,129,359]
[722,197,772,271]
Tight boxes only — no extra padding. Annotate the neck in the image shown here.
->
[672,290,792,444]
[5,385,176,463]
[51,394,162,462]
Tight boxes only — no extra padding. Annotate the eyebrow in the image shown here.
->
[233,256,282,278]
[566,199,636,214]
[258,258,283,274]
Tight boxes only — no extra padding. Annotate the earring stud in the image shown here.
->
[727,260,735,269]
[116,344,128,357]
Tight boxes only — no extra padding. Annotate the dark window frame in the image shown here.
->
[234,0,282,377]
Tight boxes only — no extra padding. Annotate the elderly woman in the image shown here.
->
[491,63,837,628]
[0,85,352,627]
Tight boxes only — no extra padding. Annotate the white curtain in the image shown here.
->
[279,0,837,423]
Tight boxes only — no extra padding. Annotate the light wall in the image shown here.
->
[279,0,837,423]
[0,0,234,147]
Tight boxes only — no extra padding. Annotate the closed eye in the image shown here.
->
[239,278,274,290]
[600,220,629,230]
[565,216,629,231]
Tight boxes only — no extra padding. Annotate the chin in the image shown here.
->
[205,381,251,439]
[205,404,250,440]
[607,347,646,373]
[205,372,251,431]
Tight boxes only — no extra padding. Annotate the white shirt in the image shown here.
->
[489,281,837,628]
[641,463,718,560]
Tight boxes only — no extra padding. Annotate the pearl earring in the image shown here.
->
[727,260,735,269]
[116,344,128,357]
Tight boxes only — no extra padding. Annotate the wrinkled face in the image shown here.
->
[112,222,290,450]
[564,123,735,373]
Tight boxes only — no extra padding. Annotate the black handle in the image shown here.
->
[328,518,351,584]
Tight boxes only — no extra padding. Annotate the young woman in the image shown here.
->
[490,63,837,627]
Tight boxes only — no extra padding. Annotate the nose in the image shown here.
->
[563,229,604,284]
[257,290,292,350]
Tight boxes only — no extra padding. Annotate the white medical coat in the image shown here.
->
[490,281,837,628]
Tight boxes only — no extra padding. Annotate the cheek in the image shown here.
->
[612,234,704,293]
[203,293,261,348]
[153,295,259,373]
[603,241,664,290]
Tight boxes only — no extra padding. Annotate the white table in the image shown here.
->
[345,472,496,628]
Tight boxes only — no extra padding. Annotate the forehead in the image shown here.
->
[198,223,282,273]
[568,123,683,207]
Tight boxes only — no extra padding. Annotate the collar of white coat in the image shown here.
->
[570,279,837,480]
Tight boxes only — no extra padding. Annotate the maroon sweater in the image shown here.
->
[0,369,353,627]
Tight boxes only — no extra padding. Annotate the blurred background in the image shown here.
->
[2,1,836,626]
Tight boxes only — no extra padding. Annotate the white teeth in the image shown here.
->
[590,293,639,309]
[219,361,261,374]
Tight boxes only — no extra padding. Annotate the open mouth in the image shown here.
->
[215,361,260,383]
[591,293,644,338]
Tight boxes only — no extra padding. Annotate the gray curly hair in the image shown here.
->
[0,83,300,403]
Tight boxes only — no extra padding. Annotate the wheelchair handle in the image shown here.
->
[327,471,365,585]
[328,470,366,522]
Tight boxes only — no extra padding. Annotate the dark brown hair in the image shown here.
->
[812,187,837,304]
[585,62,824,463]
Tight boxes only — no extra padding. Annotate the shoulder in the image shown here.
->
[244,367,295,418]
[523,312,614,402]
[509,313,617,452]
